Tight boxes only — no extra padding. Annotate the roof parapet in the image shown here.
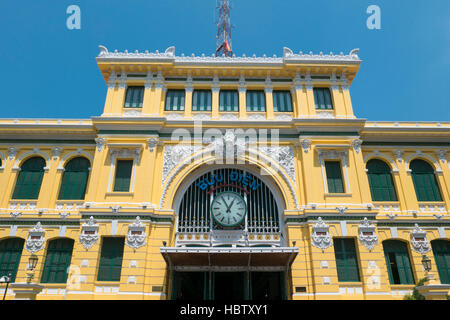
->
[96,45,361,65]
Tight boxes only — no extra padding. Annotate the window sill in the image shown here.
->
[39,283,67,288]
[338,282,363,286]
[390,284,415,289]
[324,193,352,197]
[105,192,133,196]
[94,281,121,285]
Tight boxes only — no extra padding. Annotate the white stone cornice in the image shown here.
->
[97,46,362,66]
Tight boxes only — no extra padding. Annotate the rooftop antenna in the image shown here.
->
[216,0,233,57]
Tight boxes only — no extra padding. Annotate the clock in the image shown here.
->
[211,191,247,227]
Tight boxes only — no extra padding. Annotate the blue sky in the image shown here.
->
[0,0,448,121]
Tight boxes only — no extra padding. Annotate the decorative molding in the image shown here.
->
[192,113,211,121]
[13,149,51,172]
[405,151,442,173]
[300,139,311,153]
[437,150,447,162]
[109,147,141,160]
[315,111,335,119]
[57,149,94,171]
[274,113,292,121]
[8,147,18,160]
[317,148,351,193]
[247,113,266,121]
[79,216,99,250]
[220,113,239,121]
[311,217,332,251]
[161,144,202,186]
[258,146,297,184]
[410,224,431,254]
[110,205,121,213]
[126,216,147,250]
[52,147,63,160]
[352,139,362,154]
[363,151,399,172]
[166,113,184,120]
[358,218,378,251]
[25,222,45,253]
[147,137,160,152]
[95,138,106,152]
[97,46,361,65]
[123,110,142,117]
[336,206,348,215]
[317,149,349,165]
[10,211,22,219]
[159,143,300,209]
[394,150,404,163]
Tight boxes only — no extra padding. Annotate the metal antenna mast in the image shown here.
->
[216,0,233,57]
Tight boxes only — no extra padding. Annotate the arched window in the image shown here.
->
[431,240,450,284]
[366,159,398,201]
[58,157,90,200]
[0,238,25,282]
[12,157,46,199]
[41,238,74,283]
[410,159,442,202]
[383,240,415,285]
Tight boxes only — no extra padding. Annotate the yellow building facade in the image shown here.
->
[0,46,449,300]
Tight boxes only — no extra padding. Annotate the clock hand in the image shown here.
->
[228,199,236,210]
[222,198,231,213]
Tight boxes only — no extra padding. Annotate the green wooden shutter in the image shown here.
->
[367,159,398,201]
[383,240,415,285]
[192,90,212,111]
[219,90,239,112]
[58,157,90,200]
[113,160,133,192]
[12,157,46,199]
[273,91,293,112]
[124,86,144,108]
[165,90,185,111]
[410,160,442,202]
[41,239,74,284]
[314,88,333,110]
[246,90,266,112]
[97,237,125,282]
[431,240,450,284]
[334,238,360,282]
[325,161,345,193]
[0,238,25,282]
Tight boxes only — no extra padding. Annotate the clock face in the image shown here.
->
[211,191,247,227]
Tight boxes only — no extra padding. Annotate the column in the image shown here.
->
[291,85,309,118]
[152,83,164,115]
[142,72,154,115]
[265,86,274,120]
[211,86,220,119]
[111,74,126,115]
[341,85,355,118]
[305,85,316,116]
[330,85,346,118]
[238,86,247,119]
[184,85,193,119]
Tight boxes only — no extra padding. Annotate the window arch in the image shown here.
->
[12,157,46,199]
[41,238,74,284]
[410,159,442,202]
[366,159,398,201]
[0,238,25,282]
[431,240,450,284]
[382,240,415,285]
[58,157,90,200]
